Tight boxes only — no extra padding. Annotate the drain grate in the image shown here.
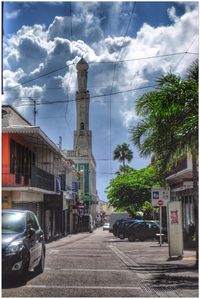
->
[143,284,178,293]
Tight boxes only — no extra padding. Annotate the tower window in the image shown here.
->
[80,122,84,130]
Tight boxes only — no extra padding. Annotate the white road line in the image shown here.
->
[49,252,113,256]
[44,268,130,272]
[26,285,141,290]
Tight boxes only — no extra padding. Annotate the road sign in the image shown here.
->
[151,187,170,207]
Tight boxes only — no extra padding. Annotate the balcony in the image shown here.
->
[31,166,55,191]
[2,165,55,192]
[166,156,193,184]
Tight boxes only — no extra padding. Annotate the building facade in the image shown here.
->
[165,154,196,245]
[2,105,78,241]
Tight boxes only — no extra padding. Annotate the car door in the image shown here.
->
[27,212,43,269]
[146,222,159,239]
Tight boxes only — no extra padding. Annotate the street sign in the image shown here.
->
[151,187,170,207]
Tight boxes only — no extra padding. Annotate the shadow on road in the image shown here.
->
[129,263,198,291]
[2,271,42,289]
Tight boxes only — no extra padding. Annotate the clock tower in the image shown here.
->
[74,58,92,154]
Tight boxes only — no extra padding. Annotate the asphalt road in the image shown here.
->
[2,228,198,297]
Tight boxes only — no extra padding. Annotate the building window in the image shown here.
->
[10,139,16,174]
[80,122,84,130]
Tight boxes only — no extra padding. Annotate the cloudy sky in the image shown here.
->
[3,1,199,202]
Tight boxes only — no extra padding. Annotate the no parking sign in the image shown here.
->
[151,187,170,207]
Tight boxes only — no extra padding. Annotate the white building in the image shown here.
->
[64,58,98,230]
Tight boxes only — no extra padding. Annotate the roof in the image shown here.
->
[2,104,32,126]
[2,126,61,154]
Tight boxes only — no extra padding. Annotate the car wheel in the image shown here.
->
[119,233,124,239]
[128,235,135,242]
[36,248,45,274]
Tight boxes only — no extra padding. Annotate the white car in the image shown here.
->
[103,223,110,231]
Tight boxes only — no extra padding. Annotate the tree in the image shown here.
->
[106,165,158,214]
[113,143,133,167]
[130,60,198,267]
[115,165,134,175]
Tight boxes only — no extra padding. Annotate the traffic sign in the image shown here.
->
[151,187,170,207]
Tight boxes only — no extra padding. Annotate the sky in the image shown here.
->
[2,1,199,202]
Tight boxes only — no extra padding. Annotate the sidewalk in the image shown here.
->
[130,242,199,297]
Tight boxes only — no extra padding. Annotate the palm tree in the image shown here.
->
[113,143,133,167]
[130,60,198,267]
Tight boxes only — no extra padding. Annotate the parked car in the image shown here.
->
[113,219,125,236]
[117,219,143,239]
[109,212,131,233]
[127,220,161,242]
[2,209,46,281]
[103,223,110,231]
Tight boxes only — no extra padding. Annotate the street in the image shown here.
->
[2,228,198,297]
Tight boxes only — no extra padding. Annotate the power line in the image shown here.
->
[3,83,158,107]
[3,51,197,92]
[108,2,136,179]
[173,36,198,72]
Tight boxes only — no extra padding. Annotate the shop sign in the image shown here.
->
[81,194,92,202]
[72,181,79,192]
[62,198,69,210]
[44,195,62,209]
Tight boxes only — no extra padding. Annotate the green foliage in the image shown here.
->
[113,143,133,167]
[130,60,198,176]
[140,201,158,220]
[106,165,158,212]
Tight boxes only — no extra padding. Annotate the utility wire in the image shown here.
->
[109,2,136,179]
[3,51,197,92]
[173,36,198,72]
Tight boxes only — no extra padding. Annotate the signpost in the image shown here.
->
[151,187,170,246]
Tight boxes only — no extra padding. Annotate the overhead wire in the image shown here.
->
[3,51,198,92]
[108,1,136,179]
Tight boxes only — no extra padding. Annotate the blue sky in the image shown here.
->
[2,1,199,202]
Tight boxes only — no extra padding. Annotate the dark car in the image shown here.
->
[127,220,161,242]
[2,209,45,281]
[117,219,143,239]
[113,219,125,236]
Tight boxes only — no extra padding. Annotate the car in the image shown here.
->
[127,220,161,242]
[103,223,110,231]
[112,219,125,236]
[117,219,143,239]
[2,209,46,281]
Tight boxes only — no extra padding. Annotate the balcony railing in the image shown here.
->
[2,165,55,192]
[31,166,55,191]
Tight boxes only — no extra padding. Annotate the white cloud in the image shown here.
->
[3,3,198,130]
[5,9,21,19]
[167,6,179,23]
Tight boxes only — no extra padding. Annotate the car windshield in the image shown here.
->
[2,212,26,234]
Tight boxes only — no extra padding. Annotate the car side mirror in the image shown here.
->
[27,227,36,237]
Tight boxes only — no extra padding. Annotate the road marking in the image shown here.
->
[49,252,113,256]
[45,268,131,272]
[26,285,141,290]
